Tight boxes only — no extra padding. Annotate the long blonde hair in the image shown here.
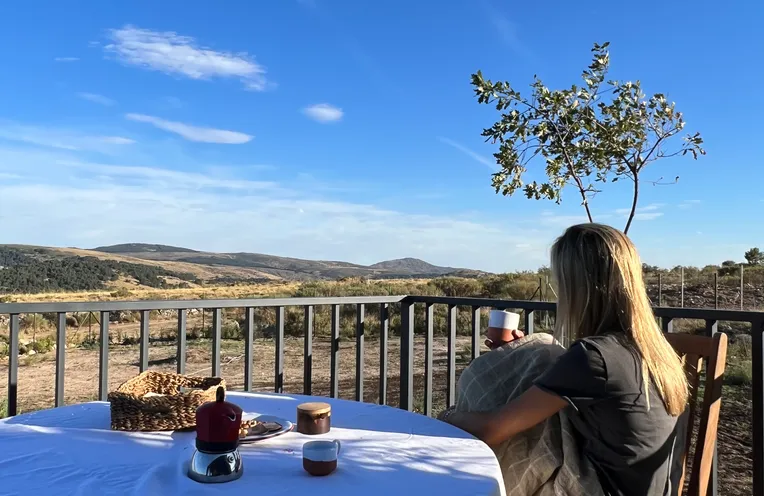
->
[551,223,688,416]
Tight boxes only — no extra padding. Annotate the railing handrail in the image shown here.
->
[405,295,557,311]
[406,295,764,322]
[0,295,407,314]
[2,294,764,321]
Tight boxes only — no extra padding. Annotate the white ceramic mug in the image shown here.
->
[485,310,522,349]
[302,440,341,476]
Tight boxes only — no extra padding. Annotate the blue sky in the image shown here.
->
[0,0,761,272]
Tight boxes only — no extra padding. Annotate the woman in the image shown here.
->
[441,223,688,496]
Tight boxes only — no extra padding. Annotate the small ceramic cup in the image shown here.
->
[302,440,341,476]
[485,310,522,349]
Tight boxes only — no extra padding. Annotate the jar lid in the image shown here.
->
[297,402,331,415]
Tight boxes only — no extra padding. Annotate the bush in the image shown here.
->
[0,247,197,293]
[30,337,55,354]
[20,314,52,332]
[725,360,753,386]
[428,277,482,297]
[110,288,132,298]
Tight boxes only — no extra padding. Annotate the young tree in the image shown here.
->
[472,42,705,234]
[744,247,764,266]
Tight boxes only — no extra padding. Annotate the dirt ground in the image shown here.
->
[0,324,754,495]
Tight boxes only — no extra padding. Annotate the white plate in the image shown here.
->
[239,414,294,444]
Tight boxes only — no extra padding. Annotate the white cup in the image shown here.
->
[488,310,520,330]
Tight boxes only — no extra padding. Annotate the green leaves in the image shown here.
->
[471,41,704,233]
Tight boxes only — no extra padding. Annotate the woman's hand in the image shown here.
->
[484,329,525,350]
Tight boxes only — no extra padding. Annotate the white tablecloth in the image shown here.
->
[0,392,505,496]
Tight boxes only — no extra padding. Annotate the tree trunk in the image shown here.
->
[623,173,639,234]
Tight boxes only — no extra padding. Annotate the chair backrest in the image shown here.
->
[663,332,728,496]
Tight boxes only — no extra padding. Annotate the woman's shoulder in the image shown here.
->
[578,332,635,360]
[578,333,644,391]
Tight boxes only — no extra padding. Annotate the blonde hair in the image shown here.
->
[551,223,688,416]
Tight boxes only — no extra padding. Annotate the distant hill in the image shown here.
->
[0,243,487,294]
[369,257,455,275]
[94,243,199,254]
[89,244,483,281]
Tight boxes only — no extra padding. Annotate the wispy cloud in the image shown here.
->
[437,137,496,170]
[125,113,253,144]
[55,160,276,191]
[0,141,559,271]
[100,136,135,145]
[479,0,535,61]
[105,25,270,91]
[538,211,593,228]
[54,57,79,63]
[302,104,343,123]
[615,203,664,221]
[0,123,134,151]
[77,92,116,106]
[679,199,701,210]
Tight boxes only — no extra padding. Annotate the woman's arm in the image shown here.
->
[444,386,568,447]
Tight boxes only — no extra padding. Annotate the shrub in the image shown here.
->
[428,277,482,297]
[20,314,52,332]
[30,337,55,353]
[725,360,753,386]
[110,288,132,298]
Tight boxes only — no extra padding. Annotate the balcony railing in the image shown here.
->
[1,295,762,495]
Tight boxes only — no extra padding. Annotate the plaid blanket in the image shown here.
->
[456,333,604,496]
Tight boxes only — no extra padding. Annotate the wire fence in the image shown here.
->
[530,265,763,312]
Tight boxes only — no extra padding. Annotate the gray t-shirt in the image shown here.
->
[535,334,686,496]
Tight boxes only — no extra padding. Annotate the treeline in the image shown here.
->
[0,248,198,293]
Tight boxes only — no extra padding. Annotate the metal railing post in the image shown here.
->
[753,319,764,496]
[177,310,187,375]
[98,312,109,401]
[244,308,254,392]
[446,304,457,408]
[211,309,221,377]
[274,306,285,394]
[471,306,481,360]
[355,304,365,402]
[399,300,414,411]
[330,304,340,398]
[379,303,389,405]
[303,306,313,396]
[55,312,66,407]
[7,314,19,416]
[424,303,434,417]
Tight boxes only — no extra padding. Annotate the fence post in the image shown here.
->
[741,264,745,310]
[680,267,685,308]
[714,272,719,309]
[399,300,415,411]
[752,319,764,496]
[446,304,457,408]
[658,273,663,306]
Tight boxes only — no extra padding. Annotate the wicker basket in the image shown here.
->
[108,371,225,431]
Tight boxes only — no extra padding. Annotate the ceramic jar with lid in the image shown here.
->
[296,402,332,435]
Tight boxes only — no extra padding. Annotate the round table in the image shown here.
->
[0,392,505,496]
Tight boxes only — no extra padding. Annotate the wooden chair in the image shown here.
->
[664,332,728,496]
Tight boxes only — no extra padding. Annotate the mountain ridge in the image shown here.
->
[88,243,484,280]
